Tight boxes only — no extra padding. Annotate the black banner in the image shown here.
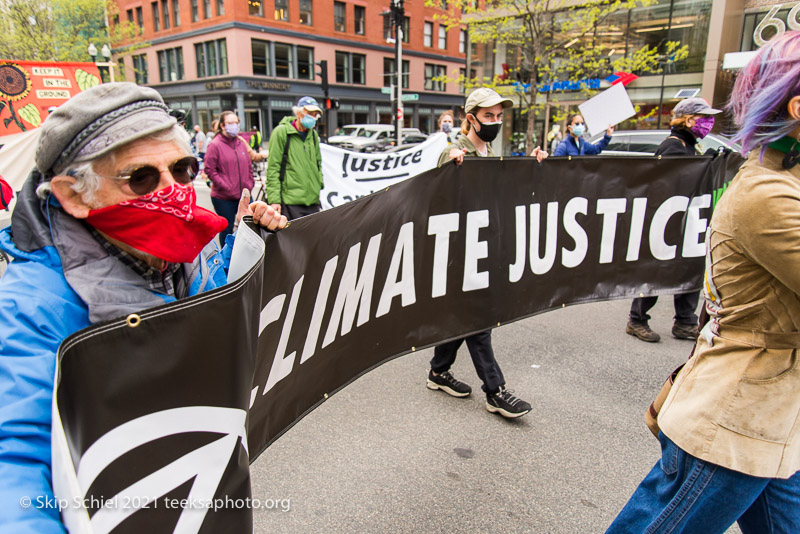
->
[52,153,743,532]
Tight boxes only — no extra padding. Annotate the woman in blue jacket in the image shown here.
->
[553,113,613,156]
[0,82,286,533]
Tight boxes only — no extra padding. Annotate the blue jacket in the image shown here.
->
[553,133,611,156]
[0,174,233,533]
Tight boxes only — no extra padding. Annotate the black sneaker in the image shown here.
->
[486,387,531,418]
[672,322,698,340]
[426,370,472,398]
[626,320,661,343]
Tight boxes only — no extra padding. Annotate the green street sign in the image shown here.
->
[381,87,392,94]
[401,94,419,101]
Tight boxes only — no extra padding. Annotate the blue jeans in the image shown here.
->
[211,197,239,245]
[607,434,800,534]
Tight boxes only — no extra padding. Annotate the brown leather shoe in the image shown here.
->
[626,321,661,342]
[672,322,698,340]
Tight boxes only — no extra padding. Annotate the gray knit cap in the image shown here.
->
[35,82,177,176]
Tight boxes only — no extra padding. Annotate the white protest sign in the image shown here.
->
[319,133,448,210]
[578,83,636,136]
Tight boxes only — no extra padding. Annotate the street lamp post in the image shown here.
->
[391,0,404,146]
[88,43,116,83]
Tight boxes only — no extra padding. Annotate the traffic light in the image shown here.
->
[324,98,339,110]
[316,60,329,97]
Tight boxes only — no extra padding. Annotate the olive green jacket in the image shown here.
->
[437,134,493,167]
[659,148,800,478]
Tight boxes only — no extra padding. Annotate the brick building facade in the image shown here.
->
[113,0,468,137]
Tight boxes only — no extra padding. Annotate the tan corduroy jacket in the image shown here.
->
[659,148,800,478]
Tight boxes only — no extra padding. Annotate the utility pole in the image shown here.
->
[391,0,404,146]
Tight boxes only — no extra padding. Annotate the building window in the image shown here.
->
[299,0,312,24]
[354,5,365,35]
[158,47,184,82]
[425,63,446,91]
[191,0,198,21]
[459,29,466,53]
[335,51,349,83]
[251,39,271,76]
[195,38,228,78]
[126,9,133,23]
[351,53,365,84]
[438,25,446,49]
[274,42,293,77]
[297,46,314,79]
[383,13,409,42]
[161,0,170,29]
[334,2,346,32]
[133,54,148,84]
[383,58,409,88]
[335,52,364,84]
[172,0,180,25]
[152,2,160,31]
[136,7,144,32]
[249,0,263,16]
[424,22,433,47]
[216,0,224,15]
[274,0,288,21]
[203,0,211,18]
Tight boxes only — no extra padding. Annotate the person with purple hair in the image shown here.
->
[607,30,800,533]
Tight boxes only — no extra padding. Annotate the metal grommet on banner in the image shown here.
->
[639,292,645,297]
[323,393,329,399]
[411,347,416,352]
[497,322,501,327]
[562,303,566,308]
[658,155,662,160]
[568,156,572,161]
[126,314,142,328]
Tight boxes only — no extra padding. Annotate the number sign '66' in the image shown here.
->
[754,2,800,46]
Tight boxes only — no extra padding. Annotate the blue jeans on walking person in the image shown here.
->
[607,433,800,534]
[211,197,239,245]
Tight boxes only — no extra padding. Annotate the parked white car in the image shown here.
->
[329,124,424,152]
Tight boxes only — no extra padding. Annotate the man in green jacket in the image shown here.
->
[266,96,324,220]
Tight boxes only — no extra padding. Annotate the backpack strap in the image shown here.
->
[278,126,292,204]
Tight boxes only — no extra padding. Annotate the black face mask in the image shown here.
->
[471,115,502,143]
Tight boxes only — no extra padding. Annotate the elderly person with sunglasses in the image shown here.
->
[0,83,285,533]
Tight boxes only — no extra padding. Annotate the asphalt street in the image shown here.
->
[195,182,741,534]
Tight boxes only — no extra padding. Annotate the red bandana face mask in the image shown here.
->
[85,183,228,264]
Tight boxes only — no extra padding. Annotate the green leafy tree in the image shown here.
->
[430,0,689,152]
[0,0,145,67]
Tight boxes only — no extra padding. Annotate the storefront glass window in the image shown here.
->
[628,0,711,74]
